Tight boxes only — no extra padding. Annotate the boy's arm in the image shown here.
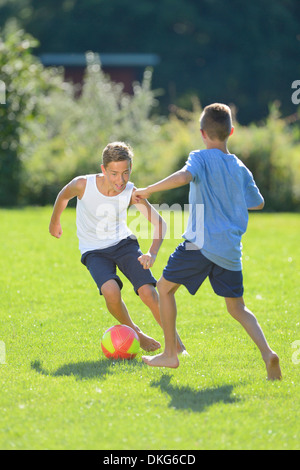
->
[130,193,167,269]
[134,168,193,200]
[49,177,86,238]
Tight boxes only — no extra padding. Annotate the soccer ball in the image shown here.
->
[101,325,140,360]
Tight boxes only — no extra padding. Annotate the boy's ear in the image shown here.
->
[101,163,106,174]
[229,126,234,136]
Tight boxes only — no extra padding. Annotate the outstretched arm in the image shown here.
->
[130,194,167,269]
[49,177,86,238]
[134,168,193,200]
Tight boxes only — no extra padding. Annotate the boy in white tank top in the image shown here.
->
[49,142,185,353]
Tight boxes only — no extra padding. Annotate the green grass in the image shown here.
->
[0,207,299,450]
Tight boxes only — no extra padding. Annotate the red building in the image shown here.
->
[40,53,160,94]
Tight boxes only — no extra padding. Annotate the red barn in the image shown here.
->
[40,53,160,94]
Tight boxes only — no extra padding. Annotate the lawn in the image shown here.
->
[0,207,299,450]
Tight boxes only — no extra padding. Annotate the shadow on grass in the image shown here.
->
[31,362,240,413]
[31,358,143,380]
[151,374,240,413]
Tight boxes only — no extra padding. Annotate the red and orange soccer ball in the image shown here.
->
[101,325,140,360]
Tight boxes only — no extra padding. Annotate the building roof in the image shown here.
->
[39,53,160,68]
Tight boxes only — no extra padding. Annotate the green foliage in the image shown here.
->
[152,102,300,211]
[1,0,299,123]
[20,52,162,204]
[0,28,67,206]
[1,29,300,210]
[230,104,300,211]
[0,29,38,205]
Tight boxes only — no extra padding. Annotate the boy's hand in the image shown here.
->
[49,221,63,239]
[133,187,151,202]
[138,252,156,269]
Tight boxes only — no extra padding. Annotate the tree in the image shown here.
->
[9,47,162,205]
[0,28,66,205]
[1,0,299,123]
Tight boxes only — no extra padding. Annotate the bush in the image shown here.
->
[0,28,71,206]
[20,52,162,204]
[230,103,300,211]
[1,29,300,211]
[150,102,300,211]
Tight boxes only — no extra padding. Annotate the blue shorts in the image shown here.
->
[81,236,156,295]
[163,241,244,298]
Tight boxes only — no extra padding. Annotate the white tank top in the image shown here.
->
[76,174,134,254]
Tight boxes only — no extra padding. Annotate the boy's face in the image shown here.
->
[101,160,132,193]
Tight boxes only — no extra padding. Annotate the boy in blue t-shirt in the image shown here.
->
[135,103,281,380]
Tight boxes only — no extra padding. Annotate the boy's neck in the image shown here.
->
[201,130,230,154]
[97,173,127,197]
[205,140,230,154]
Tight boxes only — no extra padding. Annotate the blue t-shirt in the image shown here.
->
[183,149,264,271]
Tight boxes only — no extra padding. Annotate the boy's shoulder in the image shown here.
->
[189,148,203,157]
[188,148,227,160]
[188,148,230,166]
[71,175,88,186]
[193,148,247,168]
[187,148,205,164]
[187,149,252,178]
[70,175,88,199]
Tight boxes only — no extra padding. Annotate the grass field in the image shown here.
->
[0,207,299,450]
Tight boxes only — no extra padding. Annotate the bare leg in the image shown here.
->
[138,283,187,354]
[225,297,282,380]
[142,277,181,368]
[101,279,160,352]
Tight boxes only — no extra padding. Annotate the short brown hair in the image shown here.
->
[200,103,232,141]
[102,142,133,168]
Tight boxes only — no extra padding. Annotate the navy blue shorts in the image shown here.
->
[81,236,156,295]
[163,241,243,298]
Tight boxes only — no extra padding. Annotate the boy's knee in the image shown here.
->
[225,297,248,319]
[101,280,121,303]
[157,277,165,294]
[157,276,174,295]
[138,284,158,304]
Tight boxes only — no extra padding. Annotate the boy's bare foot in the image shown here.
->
[131,324,160,352]
[137,331,161,352]
[142,352,179,368]
[265,352,282,381]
